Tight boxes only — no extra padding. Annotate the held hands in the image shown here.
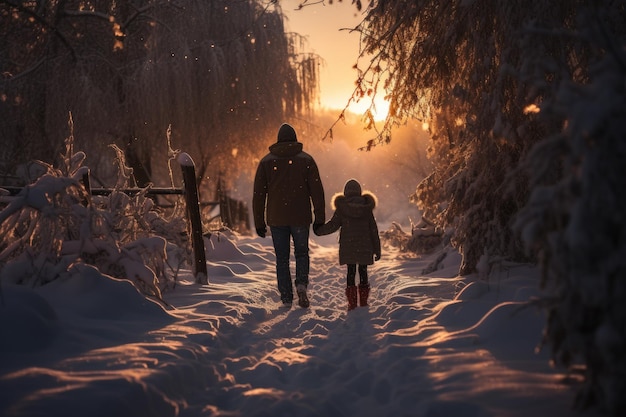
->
[256,227,267,238]
[312,223,323,236]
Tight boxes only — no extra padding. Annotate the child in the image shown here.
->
[314,179,381,310]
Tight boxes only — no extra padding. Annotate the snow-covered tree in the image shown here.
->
[515,4,626,414]
[346,0,625,413]
[0,0,320,190]
[349,0,575,274]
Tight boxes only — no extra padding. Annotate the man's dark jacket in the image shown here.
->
[253,138,325,229]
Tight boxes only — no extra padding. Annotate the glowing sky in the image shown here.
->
[280,1,389,118]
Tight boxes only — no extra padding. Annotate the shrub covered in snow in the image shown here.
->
[381,218,444,254]
[0,133,189,301]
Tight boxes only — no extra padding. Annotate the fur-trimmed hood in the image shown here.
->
[331,191,377,219]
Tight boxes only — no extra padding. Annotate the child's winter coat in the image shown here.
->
[315,179,381,265]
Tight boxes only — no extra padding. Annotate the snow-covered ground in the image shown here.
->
[0,228,597,417]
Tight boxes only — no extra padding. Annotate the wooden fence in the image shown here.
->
[0,154,250,285]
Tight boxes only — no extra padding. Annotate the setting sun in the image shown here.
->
[349,96,390,121]
[281,1,382,121]
[321,94,390,121]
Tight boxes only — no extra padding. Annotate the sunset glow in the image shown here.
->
[282,1,370,117]
[351,96,391,121]
[321,94,391,121]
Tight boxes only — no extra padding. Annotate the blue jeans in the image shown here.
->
[270,225,310,303]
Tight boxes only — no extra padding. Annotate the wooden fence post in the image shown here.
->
[81,171,91,195]
[178,153,208,284]
[80,170,92,206]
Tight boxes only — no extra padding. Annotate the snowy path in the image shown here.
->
[157,233,581,417]
[168,237,461,417]
[0,232,592,417]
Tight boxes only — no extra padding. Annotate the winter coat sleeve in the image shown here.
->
[308,159,326,225]
[252,161,267,229]
[314,211,341,236]
[369,211,381,258]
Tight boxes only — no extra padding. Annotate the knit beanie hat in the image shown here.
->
[277,123,297,142]
[343,179,362,197]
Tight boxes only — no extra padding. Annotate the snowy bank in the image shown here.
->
[0,231,596,417]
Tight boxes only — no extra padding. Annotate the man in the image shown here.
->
[253,123,326,308]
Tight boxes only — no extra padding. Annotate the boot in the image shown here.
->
[346,285,358,311]
[296,284,310,308]
[358,284,370,307]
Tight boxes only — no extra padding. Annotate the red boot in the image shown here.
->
[358,284,370,307]
[346,285,358,311]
